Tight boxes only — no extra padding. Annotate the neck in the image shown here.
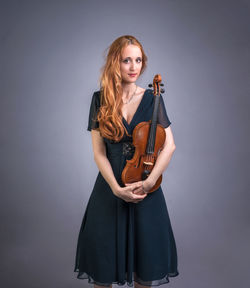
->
[121,82,137,96]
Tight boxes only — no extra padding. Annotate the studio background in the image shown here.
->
[1,0,250,287]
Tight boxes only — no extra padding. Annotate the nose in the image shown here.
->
[130,60,136,70]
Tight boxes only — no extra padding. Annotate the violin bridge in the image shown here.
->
[143,161,153,166]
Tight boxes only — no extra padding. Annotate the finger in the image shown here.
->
[134,185,145,193]
[132,188,143,194]
[132,188,141,194]
[133,193,146,199]
[132,182,141,190]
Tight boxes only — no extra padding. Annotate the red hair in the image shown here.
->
[96,35,148,142]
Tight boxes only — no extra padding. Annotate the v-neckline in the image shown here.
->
[122,89,148,127]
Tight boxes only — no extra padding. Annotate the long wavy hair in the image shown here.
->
[96,35,148,142]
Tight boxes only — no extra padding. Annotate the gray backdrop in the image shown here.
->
[1,0,250,287]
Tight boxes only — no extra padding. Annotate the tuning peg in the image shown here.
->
[160,88,165,93]
[160,83,164,86]
[148,83,153,88]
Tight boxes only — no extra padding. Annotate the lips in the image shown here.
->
[128,73,137,77]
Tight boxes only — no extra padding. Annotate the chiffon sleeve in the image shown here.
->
[87,91,101,131]
[157,94,172,128]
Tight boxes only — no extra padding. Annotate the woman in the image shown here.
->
[74,35,179,287]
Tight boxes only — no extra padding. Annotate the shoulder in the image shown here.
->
[91,90,101,105]
[93,90,101,97]
[145,88,154,99]
[145,89,164,100]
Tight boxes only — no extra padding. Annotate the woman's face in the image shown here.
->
[120,44,143,84]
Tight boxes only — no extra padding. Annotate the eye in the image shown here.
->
[122,58,142,64]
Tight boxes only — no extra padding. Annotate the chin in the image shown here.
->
[122,79,136,84]
[128,77,138,82]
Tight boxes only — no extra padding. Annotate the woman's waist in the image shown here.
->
[106,141,135,158]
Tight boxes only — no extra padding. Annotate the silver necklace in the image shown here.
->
[123,85,138,104]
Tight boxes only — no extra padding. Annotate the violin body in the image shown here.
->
[121,74,167,193]
[121,121,166,193]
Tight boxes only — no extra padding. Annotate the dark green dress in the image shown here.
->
[74,89,179,287]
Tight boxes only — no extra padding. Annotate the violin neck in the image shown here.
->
[146,95,161,154]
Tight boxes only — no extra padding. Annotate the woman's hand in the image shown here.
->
[113,182,148,203]
[125,178,155,195]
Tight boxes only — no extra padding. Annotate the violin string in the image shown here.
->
[147,95,160,168]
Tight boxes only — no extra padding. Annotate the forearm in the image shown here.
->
[94,154,120,194]
[147,146,176,184]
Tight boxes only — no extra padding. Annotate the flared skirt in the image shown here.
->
[74,172,179,286]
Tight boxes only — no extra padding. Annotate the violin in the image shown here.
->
[121,74,166,193]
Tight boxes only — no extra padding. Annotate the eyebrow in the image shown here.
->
[122,56,142,60]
